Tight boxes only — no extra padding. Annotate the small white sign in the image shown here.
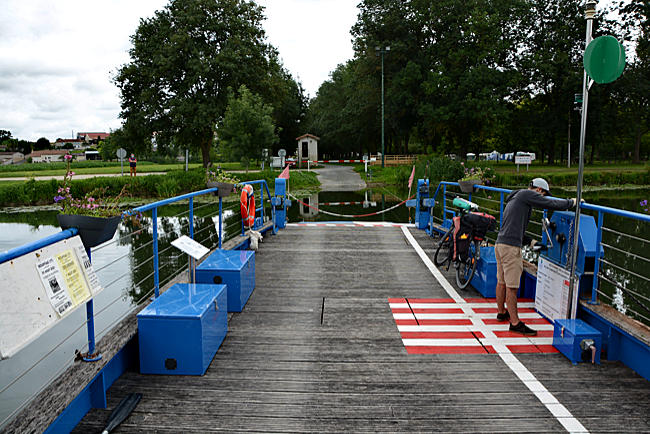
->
[75,245,103,295]
[171,236,210,260]
[535,257,578,321]
[515,155,532,165]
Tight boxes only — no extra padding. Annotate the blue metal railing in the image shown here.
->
[429,180,650,312]
[0,180,279,367]
[0,228,79,264]
[130,187,221,298]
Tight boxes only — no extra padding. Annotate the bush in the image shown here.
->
[0,166,321,207]
[424,156,464,184]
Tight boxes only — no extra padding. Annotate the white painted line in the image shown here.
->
[414,313,471,320]
[414,312,541,320]
[392,313,416,320]
[482,324,555,331]
[558,417,590,433]
[480,337,554,346]
[396,324,554,332]
[397,325,474,332]
[402,338,483,347]
[400,226,588,434]
[407,302,537,309]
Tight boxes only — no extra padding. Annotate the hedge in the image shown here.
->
[0,168,320,207]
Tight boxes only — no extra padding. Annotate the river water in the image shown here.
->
[0,185,648,428]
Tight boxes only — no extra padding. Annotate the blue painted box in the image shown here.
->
[196,249,255,312]
[137,283,227,375]
[553,319,602,365]
[470,246,497,298]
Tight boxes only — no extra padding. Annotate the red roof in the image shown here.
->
[78,132,110,140]
[296,133,320,141]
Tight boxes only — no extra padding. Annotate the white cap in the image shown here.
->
[530,178,550,193]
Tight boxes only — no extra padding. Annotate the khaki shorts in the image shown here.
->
[495,243,523,288]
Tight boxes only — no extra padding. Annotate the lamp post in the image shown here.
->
[568,0,597,317]
[376,46,390,168]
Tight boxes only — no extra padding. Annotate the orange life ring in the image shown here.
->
[240,184,255,228]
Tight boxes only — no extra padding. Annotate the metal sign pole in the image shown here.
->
[568,4,595,318]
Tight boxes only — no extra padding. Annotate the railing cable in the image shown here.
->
[602,226,650,245]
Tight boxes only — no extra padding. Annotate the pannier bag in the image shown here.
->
[453,212,497,261]
[462,212,497,241]
[453,216,473,261]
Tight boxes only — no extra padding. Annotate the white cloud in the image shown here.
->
[257,0,359,98]
[0,0,358,141]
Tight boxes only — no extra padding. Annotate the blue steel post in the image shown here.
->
[189,197,195,284]
[83,248,101,362]
[189,197,194,239]
[219,197,223,249]
[153,207,159,298]
[591,210,604,304]
[499,192,504,228]
[443,185,447,225]
[260,186,264,224]
[542,210,548,245]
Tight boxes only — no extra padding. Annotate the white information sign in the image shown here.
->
[535,257,578,321]
[515,155,532,165]
[0,236,101,359]
[171,236,210,260]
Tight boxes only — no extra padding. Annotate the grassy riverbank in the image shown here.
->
[0,168,319,207]
[357,159,650,189]
[0,161,258,178]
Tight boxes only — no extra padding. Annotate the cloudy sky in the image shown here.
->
[0,0,359,141]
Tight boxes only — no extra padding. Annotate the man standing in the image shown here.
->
[495,178,577,335]
[129,153,137,177]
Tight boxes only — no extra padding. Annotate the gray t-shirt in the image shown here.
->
[496,189,573,247]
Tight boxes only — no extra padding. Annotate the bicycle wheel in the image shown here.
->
[434,228,453,267]
[456,240,479,289]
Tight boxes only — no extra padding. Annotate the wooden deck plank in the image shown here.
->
[68,225,649,433]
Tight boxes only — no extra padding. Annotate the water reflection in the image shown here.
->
[289,189,409,222]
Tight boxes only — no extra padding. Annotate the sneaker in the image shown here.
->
[496,311,510,322]
[509,321,537,336]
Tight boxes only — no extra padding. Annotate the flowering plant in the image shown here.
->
[459,165,495,183]
[206,168,240,185]
[54,153,127,217]
[641,199,648,213]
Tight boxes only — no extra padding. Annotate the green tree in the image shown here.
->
[263,57,308,155]
[99,129,124,161]
[217,85,278,169]
[0,130,12,142]
[115,0,273,167]
[610,0,650,163]
[34,137,50,150]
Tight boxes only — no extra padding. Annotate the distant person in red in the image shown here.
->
[129,153,137,177]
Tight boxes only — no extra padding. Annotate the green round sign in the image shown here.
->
[583,35,626,84]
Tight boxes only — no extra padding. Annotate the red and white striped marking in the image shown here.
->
[289,222,415,228]
[400,226,588,433]
[389,298,557,354]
